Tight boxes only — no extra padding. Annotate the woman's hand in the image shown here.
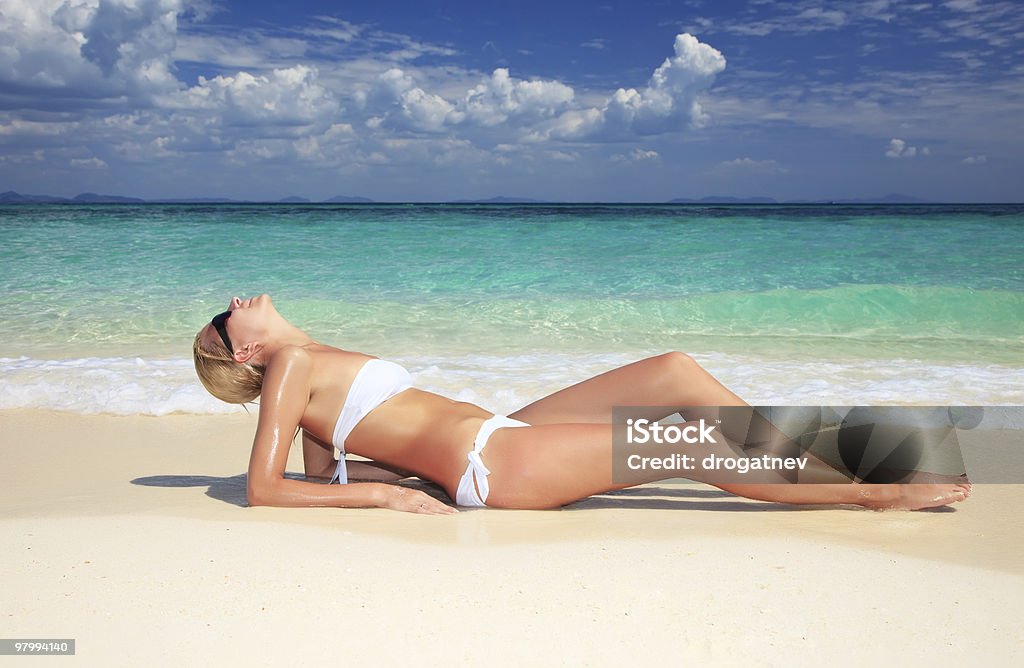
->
[379,485,459,515]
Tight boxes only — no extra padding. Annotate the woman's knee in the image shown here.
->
[656,351,700,376]
[651,351,708,404]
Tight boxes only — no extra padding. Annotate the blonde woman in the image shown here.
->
[193,294,971,514]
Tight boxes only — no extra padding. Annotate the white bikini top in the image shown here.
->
[328,358,413,485]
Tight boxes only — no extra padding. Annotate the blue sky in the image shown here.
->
[1,0,1021,201]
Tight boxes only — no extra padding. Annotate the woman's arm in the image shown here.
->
[301,429,337,480]
[302,429,414,482]
[347,460,416,482]
[246,346,453,514]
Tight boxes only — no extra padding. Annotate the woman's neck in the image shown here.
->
[260,321,317,359]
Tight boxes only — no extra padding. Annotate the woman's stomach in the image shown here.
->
[345,389,493,490]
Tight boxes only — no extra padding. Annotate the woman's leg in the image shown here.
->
[507,351,842,483]
[508,351,747,426]
[481,422,971,511]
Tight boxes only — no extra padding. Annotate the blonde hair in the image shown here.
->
[192,328,266,405]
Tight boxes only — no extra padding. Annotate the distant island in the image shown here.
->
[447,196,546,204]
[0,190,977,205]
[0,191,146,204]
[667,194,932,204]
[668,196,778,204]
[0,191,378,204]
[324,195,375,203]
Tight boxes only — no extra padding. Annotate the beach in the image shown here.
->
[2,408,1022,665]
[1,203,1022,664]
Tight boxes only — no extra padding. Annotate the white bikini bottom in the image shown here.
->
[454,414,530,507]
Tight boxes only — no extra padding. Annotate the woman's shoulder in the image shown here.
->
[262,345,374,397]
[270,343,376,370]
[263,345,315,373]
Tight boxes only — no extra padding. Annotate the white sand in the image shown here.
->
[2,409,1022,665]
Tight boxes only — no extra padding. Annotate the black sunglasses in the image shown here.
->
[211,310,233,354]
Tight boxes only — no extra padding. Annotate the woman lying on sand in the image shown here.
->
[192,294,971,514]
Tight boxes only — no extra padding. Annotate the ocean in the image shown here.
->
[1,203,1021,415]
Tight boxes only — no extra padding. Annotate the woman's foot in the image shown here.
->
[855,482,972,510]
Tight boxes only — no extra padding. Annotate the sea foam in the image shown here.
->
[2,353,1020,418]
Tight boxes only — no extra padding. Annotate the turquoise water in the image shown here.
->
[1,203,1022,413]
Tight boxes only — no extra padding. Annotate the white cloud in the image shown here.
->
[581,38,608,50]
[225,138,288,163]
[942,50,986,69]
[324,123,355,140]
[523,108,603,142]
[963,154,987,164]
[431,139,483,165]
[360,33,723,141]
[861,1,895,22]
[600,33,726,135]
[0,119,75,136]
[527,33,725,142]
[0,3,727,161]
[369,137,490,169]
[544,150,579,162]
[292,135,321,160]
[365,65,574,132]
[612,148,661,163]
[886,139,914,158]
[69,156,107,169]
[927,0,1024,47]
[885,138,929,159]
[945,0,981,11]
[172,65,339,126]
[0,0,186,105]
[174,31,310,69]
[714,157,787,174]
[401,86,461,132]
[794,8,847,27]
[460,68,574,126]
[693,2,851,37]
[303,16,363,42]
[691,0,1023,47]
[365,68,462,132]
[0,8,733,197]
[0,149,45,164]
